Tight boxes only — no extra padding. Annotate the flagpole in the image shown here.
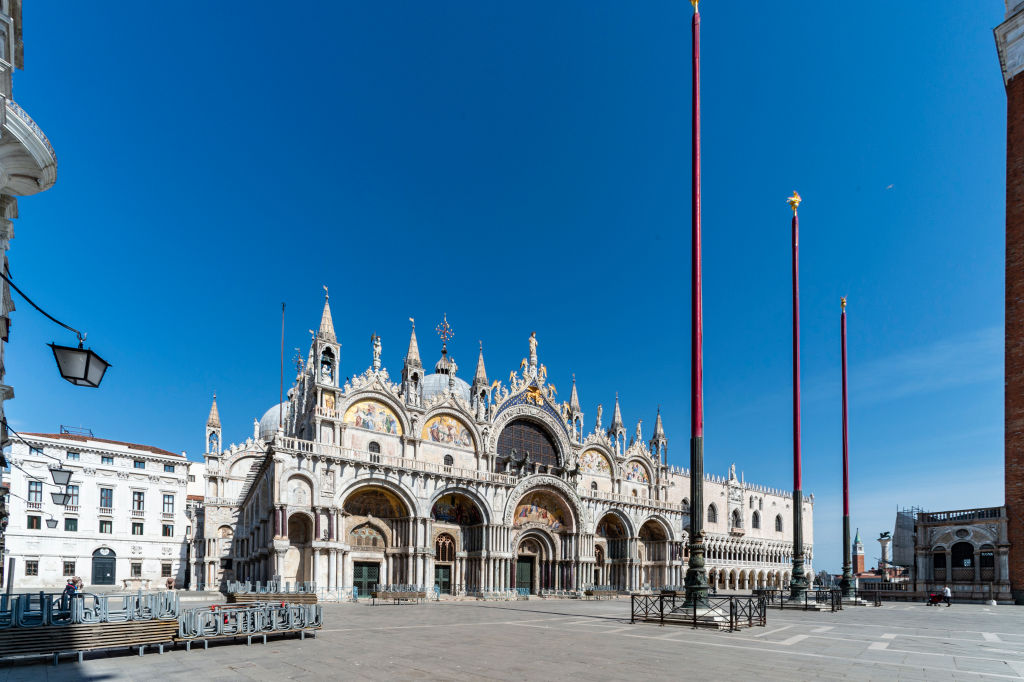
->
[684,0,709,608]
[840,297,854,597]
[788,191,808,600]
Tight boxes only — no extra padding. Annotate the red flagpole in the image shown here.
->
[787,191,807,598]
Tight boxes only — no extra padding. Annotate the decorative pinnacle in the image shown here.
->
[409,317,415,329]
[841,296,847,311]
[436,313,454,345]
[787,190,802,213]
[323,284,329,300]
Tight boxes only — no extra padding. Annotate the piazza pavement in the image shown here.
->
[0,597,1023,681]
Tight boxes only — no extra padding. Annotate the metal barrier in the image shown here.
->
[177,602,322,639]
[753,588,842,612]
[226,580,317,595]
[0,591,180,629]
[854,589,883,607]
[630,593,767,632]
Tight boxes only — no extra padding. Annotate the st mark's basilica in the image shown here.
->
[199,294,813,596]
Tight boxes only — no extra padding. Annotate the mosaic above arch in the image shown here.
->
[344,400,402,435]
[422,414,473,449]
[623,460,650,483]
[580,449,611,476]
[514,491,571,532]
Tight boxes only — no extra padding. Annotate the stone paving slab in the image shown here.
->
[0,599,1022,680]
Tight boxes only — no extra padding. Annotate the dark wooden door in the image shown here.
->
[434,565,451,594]
[92,556,116,585]
[516,558,533,593]
[353,561,380,597]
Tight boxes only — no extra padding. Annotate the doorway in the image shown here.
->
[353,561,380,597]
[516,558,533,593]
[434,565,451,594]
[92,548,116,585]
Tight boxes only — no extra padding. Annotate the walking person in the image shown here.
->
[943,585,952,607]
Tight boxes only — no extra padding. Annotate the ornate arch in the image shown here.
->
[335,476,419,518]
[512,527,560,560]
[420,407,481,451]
[621,458,653,484]
[487,404,572,466]
[503,475,589,531]
[638,513,675,542]
[278,469,318,506]
[338,388,412,436]
[580,442,618,478]
[427,485,492,526]
[594,507,636,538]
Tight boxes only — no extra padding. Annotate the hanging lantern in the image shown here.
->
[49,467,72,487]
[48,342,110,388]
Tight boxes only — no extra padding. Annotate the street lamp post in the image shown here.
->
[788,191,809,600]
[683,0,709,608]
[839,297,855,597]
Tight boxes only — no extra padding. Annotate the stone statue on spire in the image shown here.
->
[371,333,382,371]
[528,331,538,372]
[635,420,643,445]
[596,404,603,431]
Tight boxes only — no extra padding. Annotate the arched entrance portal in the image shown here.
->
[512,489,574,592]
[343,486,413,592]
[595,513,629,590]
[284,514,313,584]
[639,520,669,590]
[431,492,485,595]
[91,547,116,586]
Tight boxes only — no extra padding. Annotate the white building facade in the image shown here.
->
[5,432,193,589]
[201,296,814,595]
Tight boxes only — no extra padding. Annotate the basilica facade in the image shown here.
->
[199,295,813,596]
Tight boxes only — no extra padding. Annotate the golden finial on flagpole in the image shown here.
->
[841,296,847,310]
[690,0,699,10]
[787,190,802,213]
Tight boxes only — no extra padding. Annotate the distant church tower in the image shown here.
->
[852,528,865,574]
[996,1,1024,605]
[205,394,221,454]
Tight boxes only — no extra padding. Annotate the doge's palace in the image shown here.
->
[200,293,812,595]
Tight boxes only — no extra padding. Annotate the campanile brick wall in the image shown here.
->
[1006,69,1024,605]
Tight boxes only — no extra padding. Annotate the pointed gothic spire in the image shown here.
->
[569,374,580,412]
[653,406,665,439]
[207,393,221,428]
[473,341,488,385]
[610,393,624,432]
[405,317,422,368]
[318,287,336,343]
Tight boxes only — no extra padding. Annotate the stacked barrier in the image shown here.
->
[225,580,318,605]
[370,584,428,604]
[177,603,322,640]
[0,591,180,628]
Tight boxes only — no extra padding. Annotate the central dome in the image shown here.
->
[421,373,471,403]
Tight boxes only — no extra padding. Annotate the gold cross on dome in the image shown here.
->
[436,313,454,345]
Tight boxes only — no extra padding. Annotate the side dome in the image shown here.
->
[259,403,288,440]
[421,373,471,403]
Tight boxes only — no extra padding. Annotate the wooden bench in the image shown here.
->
[370,591,426,605]
[226,592,318,605]
[0,620,179,664]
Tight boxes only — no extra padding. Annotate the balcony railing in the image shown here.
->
[162,512,174,520]
[98,507,113,516]
[275,437,517,486]
[26,501,41,510]
[5,99,56,163]
[581,489,684,513]
[131,509,145,518]
[919,507,1004,523]
[64,505,79,513]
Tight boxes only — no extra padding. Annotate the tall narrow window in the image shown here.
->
[66,485,79,506]
[27,481,41,503]
[132,491,145,511]
[775,515,783,532]
[100,487,113,508]
[752,511,761,529]
[707,504,718,524]
[162,494,174,514]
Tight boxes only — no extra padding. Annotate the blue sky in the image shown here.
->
[6,2,1007,572]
